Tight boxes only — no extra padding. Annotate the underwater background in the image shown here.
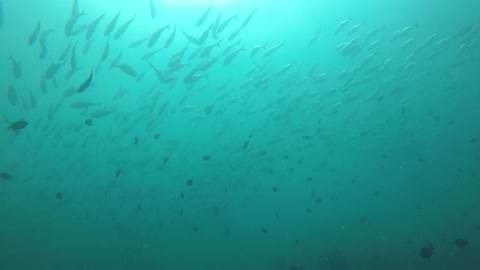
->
[1,0,480,269]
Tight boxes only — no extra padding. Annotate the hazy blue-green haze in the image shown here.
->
[1,0,480,269]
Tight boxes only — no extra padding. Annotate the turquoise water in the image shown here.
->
[1,0,480,269]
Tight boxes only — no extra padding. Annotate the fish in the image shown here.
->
[198,24,212,45]
[164,25,177,48]
[149,0,156,19]
[182,29,199,45]
[141,48,162,60]
[196,0,212,27]
[392,23,418,40]
[104,11,121,36]
[6,120,28,130]
[76,67,93,93]
[200,40,221,58]
[71,0,79,17]
[40,76,48,94]
[455,239,469,247]
[29,91,37,109]
[63,87,77,98]
[64,12,85,37]
[109,52,122,69]
[335,18,353,34]
[241,5,259,28]
[39,46,48,59]
[420,244,434,258]
[307,31,320,47]
[84,119,93,126]
[365,25,384,41]
[224,46,245,66]
[90,109,114,118]
[86,13,105,40]
[196,56,218,71]
[218,13,238,33]
[148,22,171,48]
[0,172,12,181]
[129,37,148,48]
[101,39,110,62]
[264,42,284,57]
[83,39,95,55]
[70,40,78,69]
[400,38,415,50]
[27,21,42,46]
[222,40,241,56]
[59,40,72,61]
[45,60,66,80]
[38,28,54,48]
[228,27,242,41]
[249,43,267,57]
[7,55,22,78]
[7,85,17,105]
[211,13,221,39]
[113,13,136,40]
[114,63,137,77]
[347,23,362,36]
[149,62,176,84]
[70,101,99,109]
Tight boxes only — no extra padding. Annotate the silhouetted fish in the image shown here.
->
[76,67,93,93]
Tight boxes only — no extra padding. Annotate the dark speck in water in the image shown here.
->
[56,192,63,200]
[186,179,193,186]
[202,155,211,161]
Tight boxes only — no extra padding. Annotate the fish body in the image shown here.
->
[218,13,238,33]
[39,28,54,48]
[224,46,245,66]
[150,63,176,84]
[241,5,259,28]
[76,67,93,93]
[90,109,114,118]
[148,22,171,48]
[115,63,137,77]
[104,12,121,36]
[7,85,17,105]
[7,55,22,78]
[70,100,99,108]
[196,1,212,27]
[45,60,66,80]
[264,42,284,57]
[101,40,110,62]
[7,120,28,130]
[113,14,136,40]
[149,0,156,19]
[27,21,41,45]
[164,25,176,48]
[59,40,72,61]
[70,40,78,69]
[129,37,148,48]
[228,27,242,41]
[200,40,221,58]
[307,31,320,47]
[0,173,12,181]
[86,13,105,40]
[182,29,199,45]
[65,12,85,37]
[335,18,352,34]
[249,43,267,57]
